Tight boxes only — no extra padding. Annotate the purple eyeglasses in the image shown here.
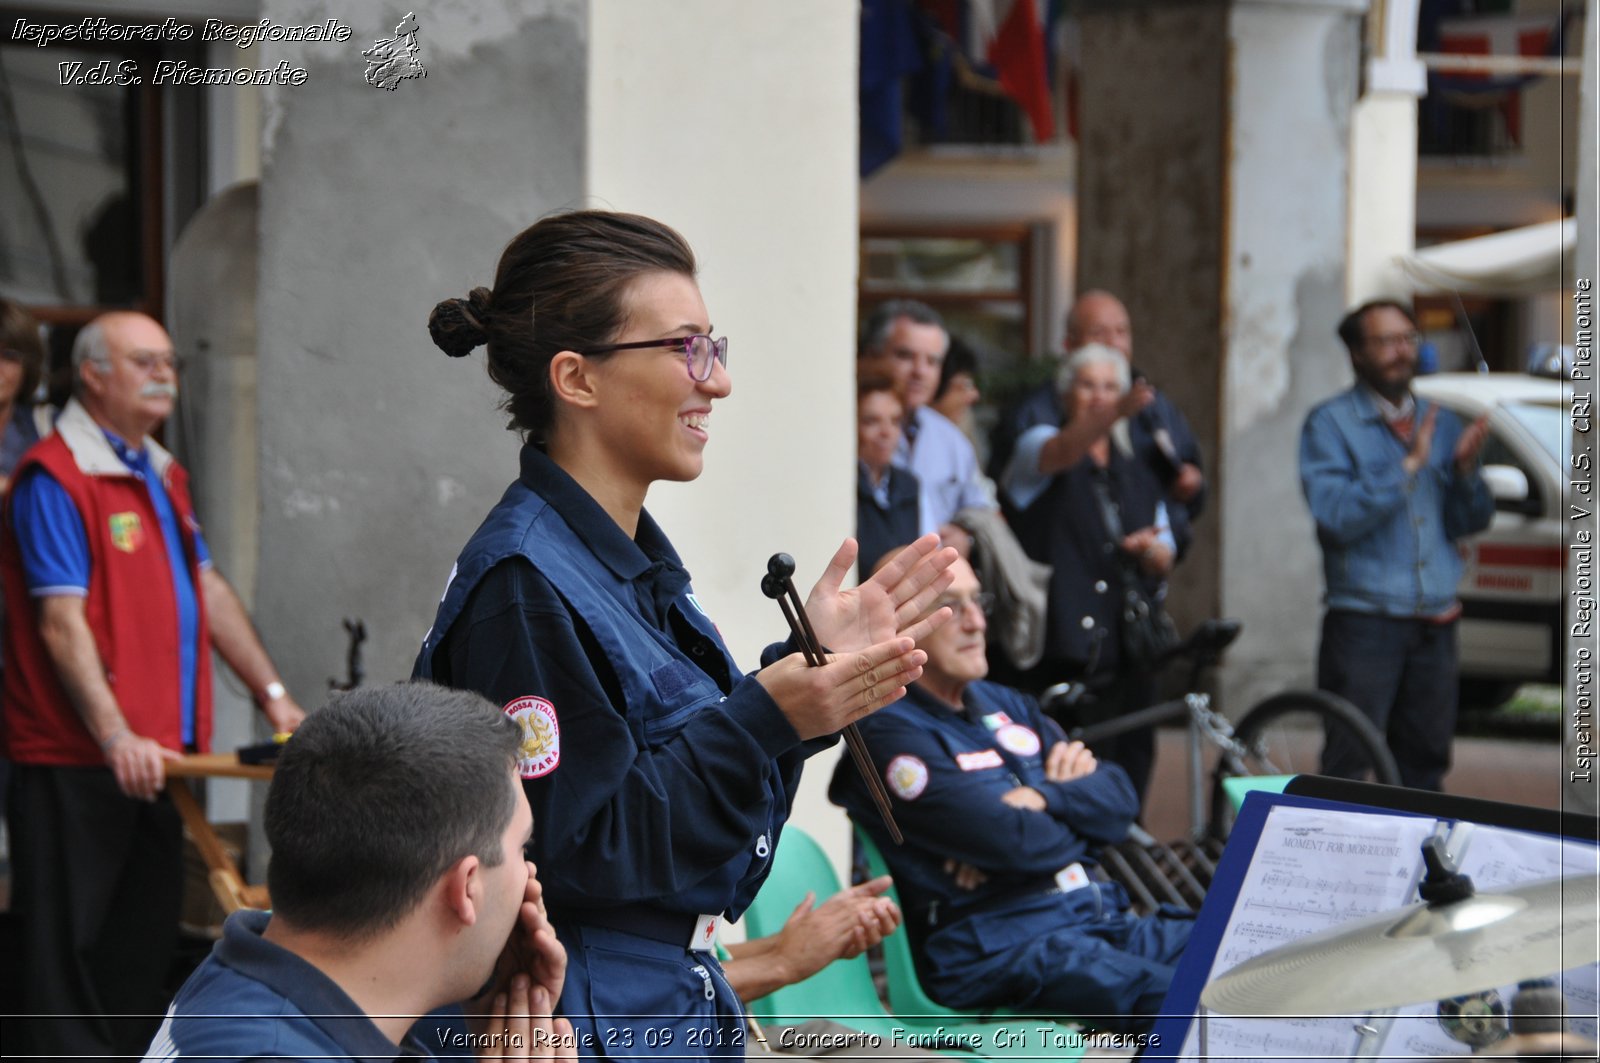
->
[583,334,728,382]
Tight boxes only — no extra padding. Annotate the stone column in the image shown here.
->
[1074,0,1229,649]
[1348,0,1426,302]
[1222,0,1365,711]
[1076,0,1367,712]
[255,0,589,698]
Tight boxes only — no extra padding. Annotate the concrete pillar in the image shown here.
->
[167,181,262,823]
[1223,0,1365,712]
[587,1,860,867]
[1077,0,1366,713]
[1075,0,1229,651]
[1347,0,1425,303]
[255,0,588,701]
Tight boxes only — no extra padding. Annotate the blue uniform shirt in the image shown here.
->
[11,428,210,744]
[146,910,442,1060]
[417,446,813,915]
[833,680,1138,917]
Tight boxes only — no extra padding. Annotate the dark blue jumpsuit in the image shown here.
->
[415,446,823,1060]
[829,681,1192,1032]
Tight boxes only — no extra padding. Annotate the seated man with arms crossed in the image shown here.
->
[829,559,1192,1033]
[145,682,572,1062]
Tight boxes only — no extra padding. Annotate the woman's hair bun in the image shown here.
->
[428,286,494,358]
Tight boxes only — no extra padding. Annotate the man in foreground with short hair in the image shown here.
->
[829,559,1191,1032]
[1300,300,1492,790]
[144,683,573,1061]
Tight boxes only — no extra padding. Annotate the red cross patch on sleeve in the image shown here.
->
[503,695,560,779]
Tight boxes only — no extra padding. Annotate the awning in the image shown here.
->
[1396,217,1574,297]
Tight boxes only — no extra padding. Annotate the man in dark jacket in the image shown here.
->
[830,559,1191,1032]
[990,290,1204,552]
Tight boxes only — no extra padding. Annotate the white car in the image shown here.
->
[1413,372,1568,709]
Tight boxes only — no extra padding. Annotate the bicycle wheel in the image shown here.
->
[1207,690,1400,838]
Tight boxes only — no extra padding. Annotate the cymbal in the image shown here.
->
[1201,874,1598,1016]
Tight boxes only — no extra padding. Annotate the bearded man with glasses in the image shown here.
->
[1299,300,1493,792]
[1,311,306,1060]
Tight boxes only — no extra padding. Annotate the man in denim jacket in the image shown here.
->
[1299,300,1493,790]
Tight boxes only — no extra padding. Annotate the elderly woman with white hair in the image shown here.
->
[1000,343,1175,807]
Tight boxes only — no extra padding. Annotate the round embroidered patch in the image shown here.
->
[885,754,929,801]
[504,695,560,779]
[995,724,1042,757]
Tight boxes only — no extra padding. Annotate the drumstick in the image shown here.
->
[774,595,822,668]
[762,555,905,845]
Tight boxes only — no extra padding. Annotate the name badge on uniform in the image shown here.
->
[1054,862,1092,894]
[690,913,721,952]
[956,749,1003,771]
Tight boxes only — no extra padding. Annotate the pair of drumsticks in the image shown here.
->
[761,554,903,845]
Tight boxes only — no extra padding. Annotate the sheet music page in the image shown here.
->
[1458,827,1595,1042]
[1374,825,1600,1059]
[1179,805,1438,1062]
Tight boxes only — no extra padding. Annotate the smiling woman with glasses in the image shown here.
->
[414,210,954,1059]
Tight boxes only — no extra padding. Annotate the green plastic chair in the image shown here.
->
[855,828,1088,1051]
[739,827,921,1042]
[740,825,1077,1060]
[853,826,973,1027]
[1221,773,1295,812]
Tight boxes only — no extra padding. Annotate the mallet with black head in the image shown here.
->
[762,553,903,845]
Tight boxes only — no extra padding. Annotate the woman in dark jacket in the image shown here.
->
[1001,343,1175,806]
[413,211,952,1058]
[855,368,920,580]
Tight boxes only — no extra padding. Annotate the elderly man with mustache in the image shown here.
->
[1,311,306,1061]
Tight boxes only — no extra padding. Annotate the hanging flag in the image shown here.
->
[1047,0,1079,141]
[861,0,928,176]
[1433,11,1569,147]
[987,0,1053,142]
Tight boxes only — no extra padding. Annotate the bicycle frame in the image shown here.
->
[1072,691,1252,840]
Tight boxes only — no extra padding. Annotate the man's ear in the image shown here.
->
[78,359,107,399]
[548,350,601,411]
[441,854,481,928]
